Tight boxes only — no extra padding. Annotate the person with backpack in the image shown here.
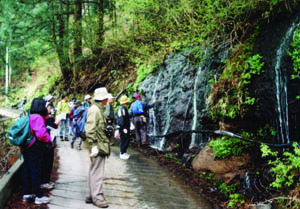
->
[57,94,70,141]
[71,101,87,150]
[116,95,131,160]
[130,93,156,147]
[22,98,53,204]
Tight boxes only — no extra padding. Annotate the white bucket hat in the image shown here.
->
[107,93,114,99]
[84,94,92,100]
[94,87,110,101]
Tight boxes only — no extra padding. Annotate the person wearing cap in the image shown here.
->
[57,94,71,141]
[84,87,111,208]
[82,94,92,109]
[71,101,86,150]
[116,95,131,160]
[130,93,156,147]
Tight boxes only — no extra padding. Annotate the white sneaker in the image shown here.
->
[35,196,51,204]
[124,153,130,159]
[22,194,35,202]
[40,183,54,189]
[120,153,129,160]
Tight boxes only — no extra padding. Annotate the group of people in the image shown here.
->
[21,87,155,208]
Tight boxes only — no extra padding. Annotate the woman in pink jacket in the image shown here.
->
[22,98,52,204]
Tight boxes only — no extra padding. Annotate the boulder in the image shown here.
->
[192,145,250,182]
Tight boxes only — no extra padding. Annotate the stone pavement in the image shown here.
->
[49,139,212,209]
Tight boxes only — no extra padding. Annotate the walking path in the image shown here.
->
[49,140,212,209]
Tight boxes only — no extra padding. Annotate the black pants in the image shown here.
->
[22,142,44,197]
[120,130,130,154]
[41,143,54,184]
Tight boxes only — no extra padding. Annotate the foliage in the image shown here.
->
[261,143,300,189]
[208,39,264,120]
[209,136,252,159]
[227,193,245,208]
[219,183,237,198]
[290,28,300,101]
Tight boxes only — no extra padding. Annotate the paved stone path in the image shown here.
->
[49,139,212,209]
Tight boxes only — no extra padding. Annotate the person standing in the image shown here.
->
[82,94,92,109]
[57,94,70,141]
[71,101,86,150]
[130,93,156,147]
[41,102,60,190]
[117,95,131,160]
[22,98,52,204]
[85,87,111,208]
[104,94,115,126]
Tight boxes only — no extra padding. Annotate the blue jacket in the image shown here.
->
[72,107,87,137]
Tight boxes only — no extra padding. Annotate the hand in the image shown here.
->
[123,129,128,134]
[90,146,99,157]
[55,120,60,126]
[153,98,156,104]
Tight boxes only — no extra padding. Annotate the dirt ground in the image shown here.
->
[4,148,59,209]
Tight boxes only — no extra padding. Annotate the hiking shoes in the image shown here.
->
[120,153,130,160]
[93,200,109,208]
[35,196,51,204]
[70,142,74,149]
[22,194,35,203]
[64,137,69,141]
[85,197,93,204]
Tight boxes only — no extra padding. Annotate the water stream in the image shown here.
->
[274,21,296,144]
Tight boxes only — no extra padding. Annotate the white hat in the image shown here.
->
[84,94,92,100]
[94,87,110,101]
[45,95,54,102]
[107,93,114,99]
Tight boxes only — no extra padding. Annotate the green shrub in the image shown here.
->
[261,142,300,189]
[209,136,252,159]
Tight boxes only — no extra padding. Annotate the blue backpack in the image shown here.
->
[131,100,144,115]
[8,116,34,148]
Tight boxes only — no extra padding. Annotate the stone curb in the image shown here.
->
[0,158,23,208]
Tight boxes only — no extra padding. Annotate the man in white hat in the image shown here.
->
[84,87,110,208]
[82,94,92,109]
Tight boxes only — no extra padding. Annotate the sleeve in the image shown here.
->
[117,107,125,129]
[142,101,154,110]
[32,116,52,143]
[85,108,98,145]
[98,113,110,143]
[57,101,62,115]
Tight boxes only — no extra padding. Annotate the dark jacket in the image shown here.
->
[116,105,130,130]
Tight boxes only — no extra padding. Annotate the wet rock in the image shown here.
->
[191,145,250,183]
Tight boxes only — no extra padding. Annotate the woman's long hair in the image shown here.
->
[30,98,48,116]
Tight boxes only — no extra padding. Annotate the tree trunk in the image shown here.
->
[50,0,72,82]
[73,0,82,80]
[93,0,104,56]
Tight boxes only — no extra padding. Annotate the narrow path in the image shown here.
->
[49,140,212,209]
[0,107,23,118]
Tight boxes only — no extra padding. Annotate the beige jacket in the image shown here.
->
[85,102,110,156]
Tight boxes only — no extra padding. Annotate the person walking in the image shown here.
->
[71,101,86,150]
[22,98,52,204]
[57,94,70,141]
[130,93,156,147]
[85,87,111,208]
[117,95,131,160]
[82,94,92,109]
